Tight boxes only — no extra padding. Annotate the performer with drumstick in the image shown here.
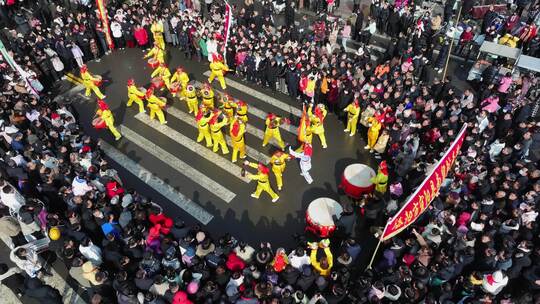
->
[195,107,213,148]
[343,99,360,136]
[150,18,165,49]
[308,103,328,148]
[151,63,171,90]
[209,110,229,155]
[370,161,389,195]
[270,150,290,191]
[93,100,121,141]
[288,143,314,185]
[144,42,165,66]
[242,161,280,202]
[80,64,105,99]
[229,117,247,163]
[126,79,146,113]
[262,113,289,149]
[145,87,167,125]
[365,112,384,152]
[232,100,248,123]
[170,67,190,90]
[208,53,229,89]
[200,83,215,110]
[184,84,199,115]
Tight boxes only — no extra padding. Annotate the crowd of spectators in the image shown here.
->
[0,0,539,303]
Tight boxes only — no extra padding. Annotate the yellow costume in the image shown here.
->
[126,79,146,113]
[220,94,235,120]
[170,68,190,89]
[196,110,213,148]
[201,86,215,109]
[308,104,327,148]
[151,21,165,49]
[309,241,333,277]
[184,85,199,115]
[232,101,248,123]
[262,114,286,149]
[244,161,279,202]
[344,101,360,136]
[96,100,121,140]
[80,65,105,99]
[144,44,165,65]
[209,112,229,154]
[151,65,171,89]
[370,161,389,194]
[270,151,289,191]
[230,118,246,163]
[208,54,229,89]
[366,116,382,150]
[146,88,167,124]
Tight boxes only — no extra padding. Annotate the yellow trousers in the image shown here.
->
[313,130,327,148]
[202,98,214,110]
[367,129,380,148]
[148,104,166,124]
[197,128,213,147]
[208,72,226,89]
[104,118,121,140]
[127,96,145,113]
[231,139,246,163]
[84,83,105,99]
[252,182,279,200]
[186,98,198,115]
[155,35,165,50]
[212,133,229,154]
[262,128,285,149]
[273,167,285,190]
[346,116,359,135]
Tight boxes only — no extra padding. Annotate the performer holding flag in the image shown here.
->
[289,143,314,185]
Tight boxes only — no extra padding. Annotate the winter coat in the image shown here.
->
[24,278,62,303]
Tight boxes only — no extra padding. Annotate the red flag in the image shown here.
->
[297,104,310,143]
[96,0,114,50]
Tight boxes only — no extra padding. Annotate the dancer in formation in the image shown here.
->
[201,83,215,110]
[150,18,165,49]
[151,63,171,89]
[289,143,313,184]
[196,107,213,148]
[344,99,360,136]
[145,87,167,124]
[80,64,105,99]
[270,150,290,191]
[209,110,229,155]
[262,113,287,149]
[220,94,235,120]
[144,42,165,65]
[183,84,199,115]
[243,161,280,202]
[93,100,121,140]
[126,79,146,113]
[233,100,248,123]
[171,67,190,89]
[230,117,246,163]
[208,53,229,89]
[308,103,327,148]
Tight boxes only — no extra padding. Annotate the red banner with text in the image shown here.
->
[96,0,114,50]
[381,124,468,240]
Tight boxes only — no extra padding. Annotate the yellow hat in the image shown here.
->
[49,227,61,240]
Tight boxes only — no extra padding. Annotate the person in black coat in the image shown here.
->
[24,278,62,304]
[0,263,26,297]
[353,10,364,41]
[296,267,316,292]
[266,59,279,91]
[285,2,295,28]
[285,64,300,99]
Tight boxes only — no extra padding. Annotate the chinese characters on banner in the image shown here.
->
[96,0,114,50]
[381,124,468,241]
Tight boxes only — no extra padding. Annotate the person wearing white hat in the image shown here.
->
[482,270,508,295]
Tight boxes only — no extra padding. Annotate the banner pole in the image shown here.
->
[442,1,463,79]
[366,222,389,270]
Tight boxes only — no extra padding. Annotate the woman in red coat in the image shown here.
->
[134,24,149,48]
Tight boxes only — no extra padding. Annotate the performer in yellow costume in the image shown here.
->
[308,104,327,148]
[262,113,287,149]
[145,87,167,124]
[269,150,290,191]
[370,161,389,195]
[233,100,248,123]
[195,108,213,148]
[126,79,146,113]
[229,118,246,163]
[94,100,121,140]
[200,83,215,109]
[243,161,280,202]
[151,20,165,49]
[220,94,235,120]
[344,99,360,136]
[151,63,171,89]
[80,64,105,99]
[170,67,189,89]
[209,111,229,154]
[208,54,229,89]
[183,84,199,115]
[366,114,383,151]
[144,42,165,65]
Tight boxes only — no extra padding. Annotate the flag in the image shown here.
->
[0,40,40,97]
[297,104,310,143]
[222,1,233,64]
[381,124,468,240]
[96,0,114,50]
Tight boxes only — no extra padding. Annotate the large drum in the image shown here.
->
[151,77,164,89]
[93,75,103,87]
[148,58,159,69]
[92,117,106,129]
[339,163,376,199]
[169,82,181,95]
[305,197,343,237]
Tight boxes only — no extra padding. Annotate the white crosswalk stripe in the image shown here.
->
[166,106,271,164]
[193,81,298,135]
[203,71,303,117]
[101,141,214,224]
[134,113,251,183]
[118,125,236,203]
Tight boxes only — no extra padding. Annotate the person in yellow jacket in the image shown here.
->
[145,87,167,124]
[151,20,165,49]
[232,100,248,123]
[196,108,213,148]
[80,65,105,99]
[308,239,333,277]
[243,161,279,202]
[219,94,235,120]
[170,67,190,89]
[366,114,383,151]
[269,150,290,191]
[370,160,388,195]
[208,53,229,89]
[308,103,327,148]
[209,111,229,154]
[200,83,215,109]
[262,113,287,149]
[144,42,165,65]
[126,79,146,113]
[229,117,246,163]
[94,100,121,140]
[183,84,199,115]
[151,63,171,89]
[344,99,360,136]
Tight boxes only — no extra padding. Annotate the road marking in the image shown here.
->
[118,125,236,203]
[134,113,251,183]
[101,141,214,224]
[203,71,303,118]
[166,106,271,164]
[193,81,298,135]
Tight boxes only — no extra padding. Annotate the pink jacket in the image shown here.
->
[482,96,500,113]
[497,76,512,93]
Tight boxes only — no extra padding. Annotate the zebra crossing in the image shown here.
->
[102,74,303,224]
